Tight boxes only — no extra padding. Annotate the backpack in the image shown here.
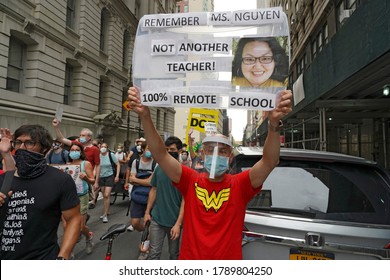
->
[48,149,67,164]
[131,159,157,205]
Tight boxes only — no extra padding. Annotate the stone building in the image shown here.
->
[0,0,178,151]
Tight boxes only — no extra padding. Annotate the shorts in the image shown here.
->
[130,201,147,218]
[99,175,114,187]
[79,193,89,215]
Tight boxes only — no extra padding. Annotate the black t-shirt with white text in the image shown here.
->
[0,166,79,259]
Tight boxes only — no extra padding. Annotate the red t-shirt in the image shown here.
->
[83,145,100,168]
[174,167,261,260]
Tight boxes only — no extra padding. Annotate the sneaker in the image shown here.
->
[87,231,94,241]
[100,215,104,219]
[126,225,134,232]
[85,231,94,255]
[138,252,149,260]
[102,216,108,223]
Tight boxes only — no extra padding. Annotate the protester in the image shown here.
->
[97,143,120,223]
[0,125,81,259]
[46,139,69,164]
[67,141,95,254]
[144,136,184,260]
[188,130,204,172]
[231,37,289,88]
[180,150,191,167]
[0,128,15,172]
[52,118,101,209]
[126,137,146,166]
[128,141,156,232]
[114,143,127,178]
[127,86,292,259]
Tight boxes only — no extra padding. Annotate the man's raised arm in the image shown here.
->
[249,90,293,188]
[52,118,72,147]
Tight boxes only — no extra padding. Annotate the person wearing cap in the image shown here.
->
[126,137,146,166]
[127,86,292,260]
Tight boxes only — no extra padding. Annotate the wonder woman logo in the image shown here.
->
[195,183,230,212]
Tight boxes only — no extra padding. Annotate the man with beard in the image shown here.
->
[0,125,81,259]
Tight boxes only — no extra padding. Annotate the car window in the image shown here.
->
[232,156,390,225]
[262,167,330,213]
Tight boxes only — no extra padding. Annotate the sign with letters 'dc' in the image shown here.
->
[133,8,290,111]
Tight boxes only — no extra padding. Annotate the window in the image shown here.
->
[135,0,140,19]
[337,0,359,26]
[296,52,307,76]
[311,23,329,59]
[323,24,328,45]
[156,109,161,130]
[64,63,73,105]
[317,33,323,52]
[122,30,131,68]
[6,36,26,93]
[100,8,110,52]
[66,0,75,29]
[347,0,358,10]
[163,112,167,131]
[311,40,317,59]
[98,80,104,114]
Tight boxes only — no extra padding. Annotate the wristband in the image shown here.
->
[56,256,66,260]
[268,120,283,132]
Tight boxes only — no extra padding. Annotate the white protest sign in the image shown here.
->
[204,122,217,137]
[52,164,84,195]
[133,8,290,111]
[55,104,63,122]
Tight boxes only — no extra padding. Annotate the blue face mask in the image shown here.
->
[79,137,87,144]
[204,155,229,177]
[69,151,81,160]
[144,150,152,159]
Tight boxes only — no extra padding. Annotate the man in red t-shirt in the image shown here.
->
[127,87,292,259]
[52,118,101,208]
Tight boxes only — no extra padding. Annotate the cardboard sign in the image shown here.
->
[133,8,290,110]
[52,164,84,195]
[55,104,63,122]
[185,108,219,145]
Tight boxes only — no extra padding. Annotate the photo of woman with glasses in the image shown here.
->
[231,37,289,88]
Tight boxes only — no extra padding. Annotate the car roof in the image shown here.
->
[233,147,377,166]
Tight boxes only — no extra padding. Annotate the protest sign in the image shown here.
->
[133,8,290,111]
[52,164,83,195]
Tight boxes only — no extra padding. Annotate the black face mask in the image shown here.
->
[15,149,48,179]
[168,151,179,159]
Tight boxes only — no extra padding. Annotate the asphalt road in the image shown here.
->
[58,192,170,260]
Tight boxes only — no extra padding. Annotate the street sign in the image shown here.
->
[122,100,131,111]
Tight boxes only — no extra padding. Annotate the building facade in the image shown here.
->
[246,0,390,169]
[0,0,178,151]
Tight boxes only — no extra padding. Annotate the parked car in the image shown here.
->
[230,147,390,260]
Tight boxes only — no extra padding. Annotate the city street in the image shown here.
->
[58,194,170,260]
